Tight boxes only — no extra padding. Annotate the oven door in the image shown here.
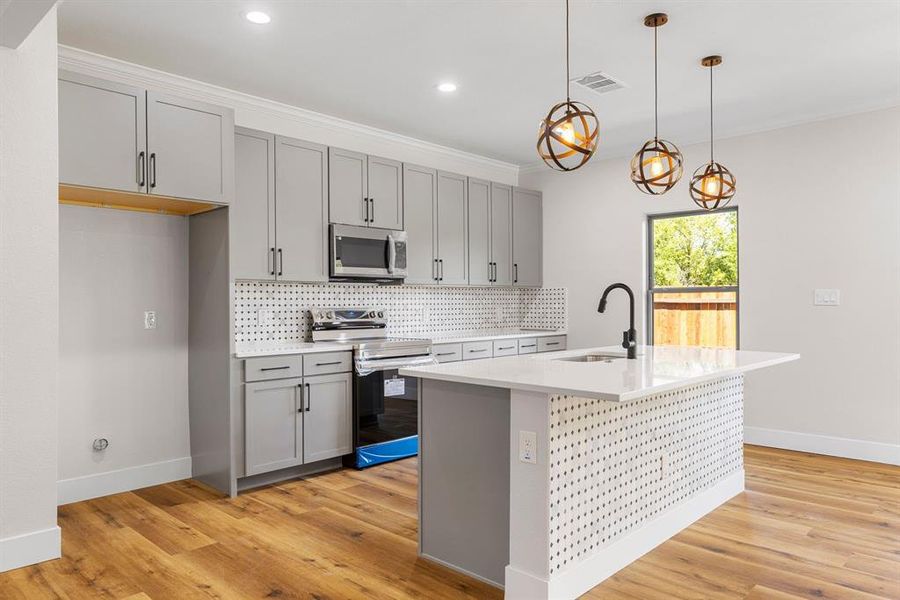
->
[352,367,419,468]
[331,224,407,280]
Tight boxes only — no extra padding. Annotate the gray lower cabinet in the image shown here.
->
[58,71,146,194]
[232,129,328,282]
[403,164,438,284]
[436,171,469,285]
[146,92,234,204]
[303,372,353,463]
[58,70,234,205]
[512,187,543,287]
[468,179,513,286]
[244,377,304,476]
[329,148,402,229]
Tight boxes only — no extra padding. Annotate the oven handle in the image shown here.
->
[354,354,438,376]
[387,233,396,274]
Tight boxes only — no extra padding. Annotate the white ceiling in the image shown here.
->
[58,0,900,166]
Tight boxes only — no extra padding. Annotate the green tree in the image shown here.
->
[652,212,737,287]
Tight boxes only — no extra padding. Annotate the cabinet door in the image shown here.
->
[58,71,146,193]
[232,128,275,280]
[403,164,438,284]
[245,378,303,476]
[512,187,542,287]
[436,171,469,285]
[328,147,368,227]
[275,136,329,282]
[467,178,491,286]
[303,373,353,463]
[490,183,513,286]
[146,92,235,204]
[367,156,403,230]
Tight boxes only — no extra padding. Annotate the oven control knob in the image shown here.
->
[368,311,377,318]
[377,311,384,318]
[326,311,334,319]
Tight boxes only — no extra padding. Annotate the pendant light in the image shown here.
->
[689,55,736,210]
[536,0,599,171]
[630,13,683,194]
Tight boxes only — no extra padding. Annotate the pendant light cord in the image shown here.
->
[565,0,570,102]
[709,64,714,162]
[653,24,658,140]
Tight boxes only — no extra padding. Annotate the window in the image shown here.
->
[648,208,738,348]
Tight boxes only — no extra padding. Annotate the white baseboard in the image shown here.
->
[744,427,900,466]
[58,456,192,505]
[505,470,745,599]
[0,526,61,573]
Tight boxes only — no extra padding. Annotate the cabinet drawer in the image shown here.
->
[462,341,493,360]
[303,351,352,376]
[493,339,519,357]
[433,343,463,363]
[517,338,538,354]
[537,335,567,353]
[245,355,302,382]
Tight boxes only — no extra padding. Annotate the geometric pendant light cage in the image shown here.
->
[689,55,736,210]
[536,0,599,171]
[630,13,683,194]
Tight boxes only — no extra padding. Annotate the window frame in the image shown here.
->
[646,206,740,349]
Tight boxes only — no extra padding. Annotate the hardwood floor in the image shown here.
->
[2,446,898,599]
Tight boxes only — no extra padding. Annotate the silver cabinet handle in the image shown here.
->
[521,344,536,348]
[546,342,560,346]
[435,352,456,357]
[315,361,342,367]
[498,346,514,350]
[468,348,488,353]
[261,365,290,371]
[137,151,146,187]
[149,153,157,188]
[305,382,311,411]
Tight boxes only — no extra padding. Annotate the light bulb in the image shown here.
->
[645,154,665,178]
[554,120,576,145]
[702,174,721,197]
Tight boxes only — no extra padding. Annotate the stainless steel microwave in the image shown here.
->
[329,224,408,282]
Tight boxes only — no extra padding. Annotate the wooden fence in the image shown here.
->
[652,291,737,348]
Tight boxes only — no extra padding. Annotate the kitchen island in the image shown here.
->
[400,345,799,599]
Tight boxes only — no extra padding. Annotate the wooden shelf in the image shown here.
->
[59,184,220,216]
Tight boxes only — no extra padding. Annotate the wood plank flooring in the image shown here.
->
[1,445,898,599]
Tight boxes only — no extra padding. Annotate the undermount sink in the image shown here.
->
[554,353,625,363]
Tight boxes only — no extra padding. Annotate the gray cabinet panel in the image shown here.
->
[368,156,403,230]
[328,147,368,227]
[58,72,146,193]
[436,171,468,285]
[467,178,491,286]
[245,378,303,476]
[275,136,328,282]
[512,187,542,287]
[403,164,438,284]
[232,128,275,280]
[146,92,234,204]
[303,372,352,463]
[490,183,513,286]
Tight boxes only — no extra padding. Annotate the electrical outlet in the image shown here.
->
[519,430,537,464]
[143,311,157,329]
[814,289,840,306]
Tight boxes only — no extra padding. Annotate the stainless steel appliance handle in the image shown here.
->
[387,234,396,273]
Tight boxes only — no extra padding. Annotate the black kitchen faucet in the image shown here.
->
[597,283,637,359]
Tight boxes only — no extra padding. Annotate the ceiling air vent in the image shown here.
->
[571,71,626,95]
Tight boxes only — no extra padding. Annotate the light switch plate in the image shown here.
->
[519,430,537,464]
[143,311,157,329]
[814,289,840,306]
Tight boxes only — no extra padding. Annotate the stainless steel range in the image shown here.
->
[310,308,434,468]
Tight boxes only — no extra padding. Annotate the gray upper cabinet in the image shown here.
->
[244,377,304,476]
[146,92,235,204]
[467,178,491,286]
[232,128,275,280]
[367,156,403,230]
[490,183,513,286]
[403,164,438,284]
[58,71,147,193]
[328,148,368,227]
[512,187,543,287]
[303,372,352,463]
[436,171,469,285]
[275,136,329,282]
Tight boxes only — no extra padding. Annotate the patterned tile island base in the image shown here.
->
[417,374,747,600]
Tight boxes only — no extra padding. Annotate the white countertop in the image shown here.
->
[234,329,566,358]
[400,345,800,402]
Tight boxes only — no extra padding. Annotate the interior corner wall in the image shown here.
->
[58,205,191,504]
[0,6,61,572]
[520,107,900,463]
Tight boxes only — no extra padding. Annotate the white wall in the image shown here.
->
[521,107,900,463]
[0,7,60,572]
[58,206,191,503]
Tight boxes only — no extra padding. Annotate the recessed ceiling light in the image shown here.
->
[245,11,271,24]
[437,82,458,93]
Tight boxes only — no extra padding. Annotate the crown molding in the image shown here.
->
[58,44,521,182]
